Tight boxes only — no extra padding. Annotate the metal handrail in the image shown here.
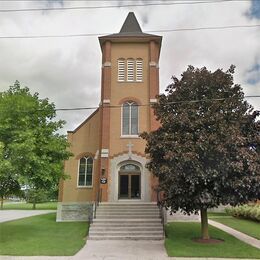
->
[157,190,166,237]
[93,188,102,221]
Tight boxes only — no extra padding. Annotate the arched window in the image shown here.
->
[122,101,138,135]
[78,157,93,187]
[120,164,140,172]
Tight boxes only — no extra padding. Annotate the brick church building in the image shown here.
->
[57,12,163,222]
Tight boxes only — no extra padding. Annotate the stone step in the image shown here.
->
[97,207,158,211]
[91,223,162,227]
[99,203,157,206]
[97,208,159,212]
[93,219,161,223]
[89,231,163,236]
[88,235,164,240]
[90,227,163,231]
[91,202,163,241]
[96,212,159,216]
[95,215,160,219]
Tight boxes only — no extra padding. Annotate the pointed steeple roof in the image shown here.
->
[119,12,142,34]
[99,12,162,46]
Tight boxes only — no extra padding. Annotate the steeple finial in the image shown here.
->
[119,12,142,34]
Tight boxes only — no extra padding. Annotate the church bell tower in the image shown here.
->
[98,12,162,202]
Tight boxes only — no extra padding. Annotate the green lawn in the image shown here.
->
[2,201,57,210]
[165,222,260,258]
[0,213,88,256]
[208,212,229,217]
[209,213,260,240]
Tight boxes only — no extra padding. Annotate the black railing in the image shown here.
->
[94,188,102,220]
[157,190,166,237]
[89,188,102,224]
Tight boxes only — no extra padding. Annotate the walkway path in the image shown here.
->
[1,211,259,259]
[209,219,260,249]
[0,210,56,223]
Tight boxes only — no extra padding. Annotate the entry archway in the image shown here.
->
[118,163,141,199]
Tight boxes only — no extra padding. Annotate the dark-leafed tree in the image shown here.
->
[141,66,260,240]
[0,81,72,209]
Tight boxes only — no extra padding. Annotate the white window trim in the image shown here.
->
[118,58,143,83]
[120,135,140,139]
[136,59,143,82]
[77,156,94,188]
[127,59,135,82]
[118,59,125,82]
[121,101,139,136]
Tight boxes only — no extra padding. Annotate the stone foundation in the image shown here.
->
[56,202,93,222]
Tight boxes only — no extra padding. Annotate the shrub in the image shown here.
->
[225,204,260,222]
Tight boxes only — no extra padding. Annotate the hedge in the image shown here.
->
[225,204,260,222]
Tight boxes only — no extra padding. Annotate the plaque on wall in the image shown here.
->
[100,177,107,184]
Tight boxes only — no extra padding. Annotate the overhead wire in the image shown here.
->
[0,96,259,114]
[54,95,260,112]
[0,0,253,13]
[0,24,259,39]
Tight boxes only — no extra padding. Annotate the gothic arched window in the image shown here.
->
[78,157,93,187]
[122,101,138,136]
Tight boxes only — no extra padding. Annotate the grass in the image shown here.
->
[2,201,57,210]
[208,212,229,217]
[165,222,260,258]
[208,212,260,240]
[0,213,88,256]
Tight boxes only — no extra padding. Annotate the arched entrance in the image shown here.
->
[118,163,141,199]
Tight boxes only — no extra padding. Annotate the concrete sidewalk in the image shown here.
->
[75,240,167,259]
[0,210,56,223]
[1,214,259,260]
[209,220,260,249]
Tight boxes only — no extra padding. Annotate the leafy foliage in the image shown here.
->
[0,81,71,205]
[226,204,260,222]
[142,66,260,214]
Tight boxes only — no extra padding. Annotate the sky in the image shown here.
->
[0,0,259,133]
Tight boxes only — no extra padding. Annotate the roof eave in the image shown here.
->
[98,34,162,48]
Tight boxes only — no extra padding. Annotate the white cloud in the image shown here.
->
[0,0,259,133]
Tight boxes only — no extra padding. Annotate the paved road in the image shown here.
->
[0,210,56,223]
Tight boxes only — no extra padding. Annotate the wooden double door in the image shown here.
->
[119,172,141,199]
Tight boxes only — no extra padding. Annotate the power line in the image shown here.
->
[0,24,259,39]
[54,96,260,112]
[0,96,259,113]
[0,0,251,13]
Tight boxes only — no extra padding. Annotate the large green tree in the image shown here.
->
[0,142,21,209]
[141,66,260,240]
[0,81,71,209]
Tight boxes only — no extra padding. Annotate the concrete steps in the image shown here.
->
[88,202,164,240]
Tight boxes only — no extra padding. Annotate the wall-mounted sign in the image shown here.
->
[100,177,107,184]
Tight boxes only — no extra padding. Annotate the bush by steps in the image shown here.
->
[225,204,260,222]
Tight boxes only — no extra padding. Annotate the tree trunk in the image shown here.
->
[33,198,36,210]
[0,197,3,210]
[200,208,210,240]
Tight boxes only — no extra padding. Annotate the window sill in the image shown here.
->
[117,81,143,83]
[77,186,93,189]
[120,135,140,139]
